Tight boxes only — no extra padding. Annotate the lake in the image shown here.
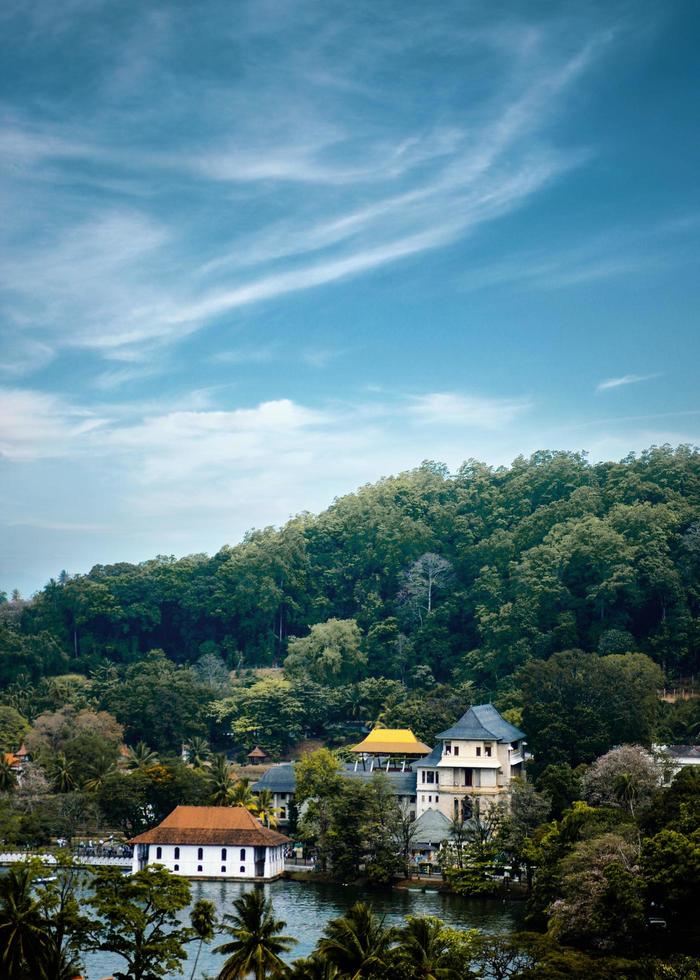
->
[85,878,523,979]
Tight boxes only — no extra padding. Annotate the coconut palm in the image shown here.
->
[83,755,117,792]
[0,755,18,792]
[288,954,339,979]
[49,752,76,793]
[215,889,296,980]
[125,741,159,771]
[0,865,48,978]
[230,777,258,813]
[255,789,278,828]
[210,755,234,805]
[188,737,212,769]
[392,916,461,980]
[189,898,217,980]
[317,902,394,980]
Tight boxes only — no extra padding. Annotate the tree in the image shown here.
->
[0,865,48,978]
[187,736,211,769]
[125,741,160,770]
[212,679,304,756]
[215,889,296,980]
[0,707,29,754]
[189,898,217,980]
[398,554,454,626]
[391,915,467,980]
[317,902,393,979]
[0,755,18,793]
[285,619,367,687]
[498,779,552,887]
[255,788,279,828]
[88,865,193,980]
[209,755,234,806]
[230,778,258,812]
[99,650,209,752]
[548,833,645,953]
[581,745,662,817]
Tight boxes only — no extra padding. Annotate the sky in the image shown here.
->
[1,0,699,596]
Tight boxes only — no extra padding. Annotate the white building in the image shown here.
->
[414,703,525,820]
[129,805,289,880]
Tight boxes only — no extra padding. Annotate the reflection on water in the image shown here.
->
[86,878,523,979]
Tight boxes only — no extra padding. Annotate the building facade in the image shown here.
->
[251,763,296,827]
[413,703,525,820]
[129,805,289,880]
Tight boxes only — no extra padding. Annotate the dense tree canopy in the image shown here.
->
[3,447,697,686]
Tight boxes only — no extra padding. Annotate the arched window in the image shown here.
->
[156,846,162,860]
[221,847,227,861]
[174,847,180,859]
[240,848,246,861]
[197,847,203,861]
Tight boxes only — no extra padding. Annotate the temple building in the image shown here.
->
[129,805,289,880]
[251,763,296,826]
[414,703,525,820]
[349,727,433,771]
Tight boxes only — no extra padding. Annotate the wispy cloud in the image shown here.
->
[596,373,661,392]
[0,8,612,363]
[409,392,531,428]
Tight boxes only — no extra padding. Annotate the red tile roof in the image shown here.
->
[129,806,289,847]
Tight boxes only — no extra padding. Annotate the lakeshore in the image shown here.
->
[85,877,524,979]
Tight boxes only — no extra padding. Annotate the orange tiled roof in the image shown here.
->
[129,806,289,847]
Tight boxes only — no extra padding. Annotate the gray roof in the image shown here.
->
[342,765,417,795]
[412,744,442,769]
[251,763,296,794]
[437,703,525,742]
[658,745,700,759]
[411,808,453,845]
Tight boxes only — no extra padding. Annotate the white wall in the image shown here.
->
[132,842,285,879]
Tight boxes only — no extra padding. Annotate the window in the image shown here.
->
[421,771,426,783]
[453,746,459,756]
[197,865,203,872]
[155,846,162,860]
[174,847,180,859]
[426,771,434,784]
[435,772,439,785]
[280,808,287,819]
[428,795,432,802]
[221,848,227,861]
[453,799,460,817]
[435,795,439,802]
[221,865,227,873]
[464,769,473,786]
[476,746,481,757]
[240,866,245,873]
[444,743,452,755]
[240,848,246,861]
[485,745,492,757]
[174,864,179,871]
[197,847,203,860]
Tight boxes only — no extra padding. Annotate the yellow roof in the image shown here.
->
[350,728,433,755]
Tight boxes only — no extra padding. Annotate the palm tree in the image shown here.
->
[210,755,234,805]
[317,902,394,980]
[0,755,18,792]
[288,954,339,979]
[255,789,278,828]
[230,778,258,813]
[189,898,217,980]
[83,755,117,792]
[0,865,48,978]
[125,741,159,771]
[392,916,460,980]
[188,737,212,769]
[49,753,76,793]
[215,889,296,980]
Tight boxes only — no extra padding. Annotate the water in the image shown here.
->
[85,878,523,979]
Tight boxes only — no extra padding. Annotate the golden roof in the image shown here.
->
[350,728,433,755]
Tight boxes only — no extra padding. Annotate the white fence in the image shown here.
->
[0,852,132,868]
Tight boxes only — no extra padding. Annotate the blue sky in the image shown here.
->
[1,0,699,595]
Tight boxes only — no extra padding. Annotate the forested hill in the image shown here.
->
[3,445,700,689]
